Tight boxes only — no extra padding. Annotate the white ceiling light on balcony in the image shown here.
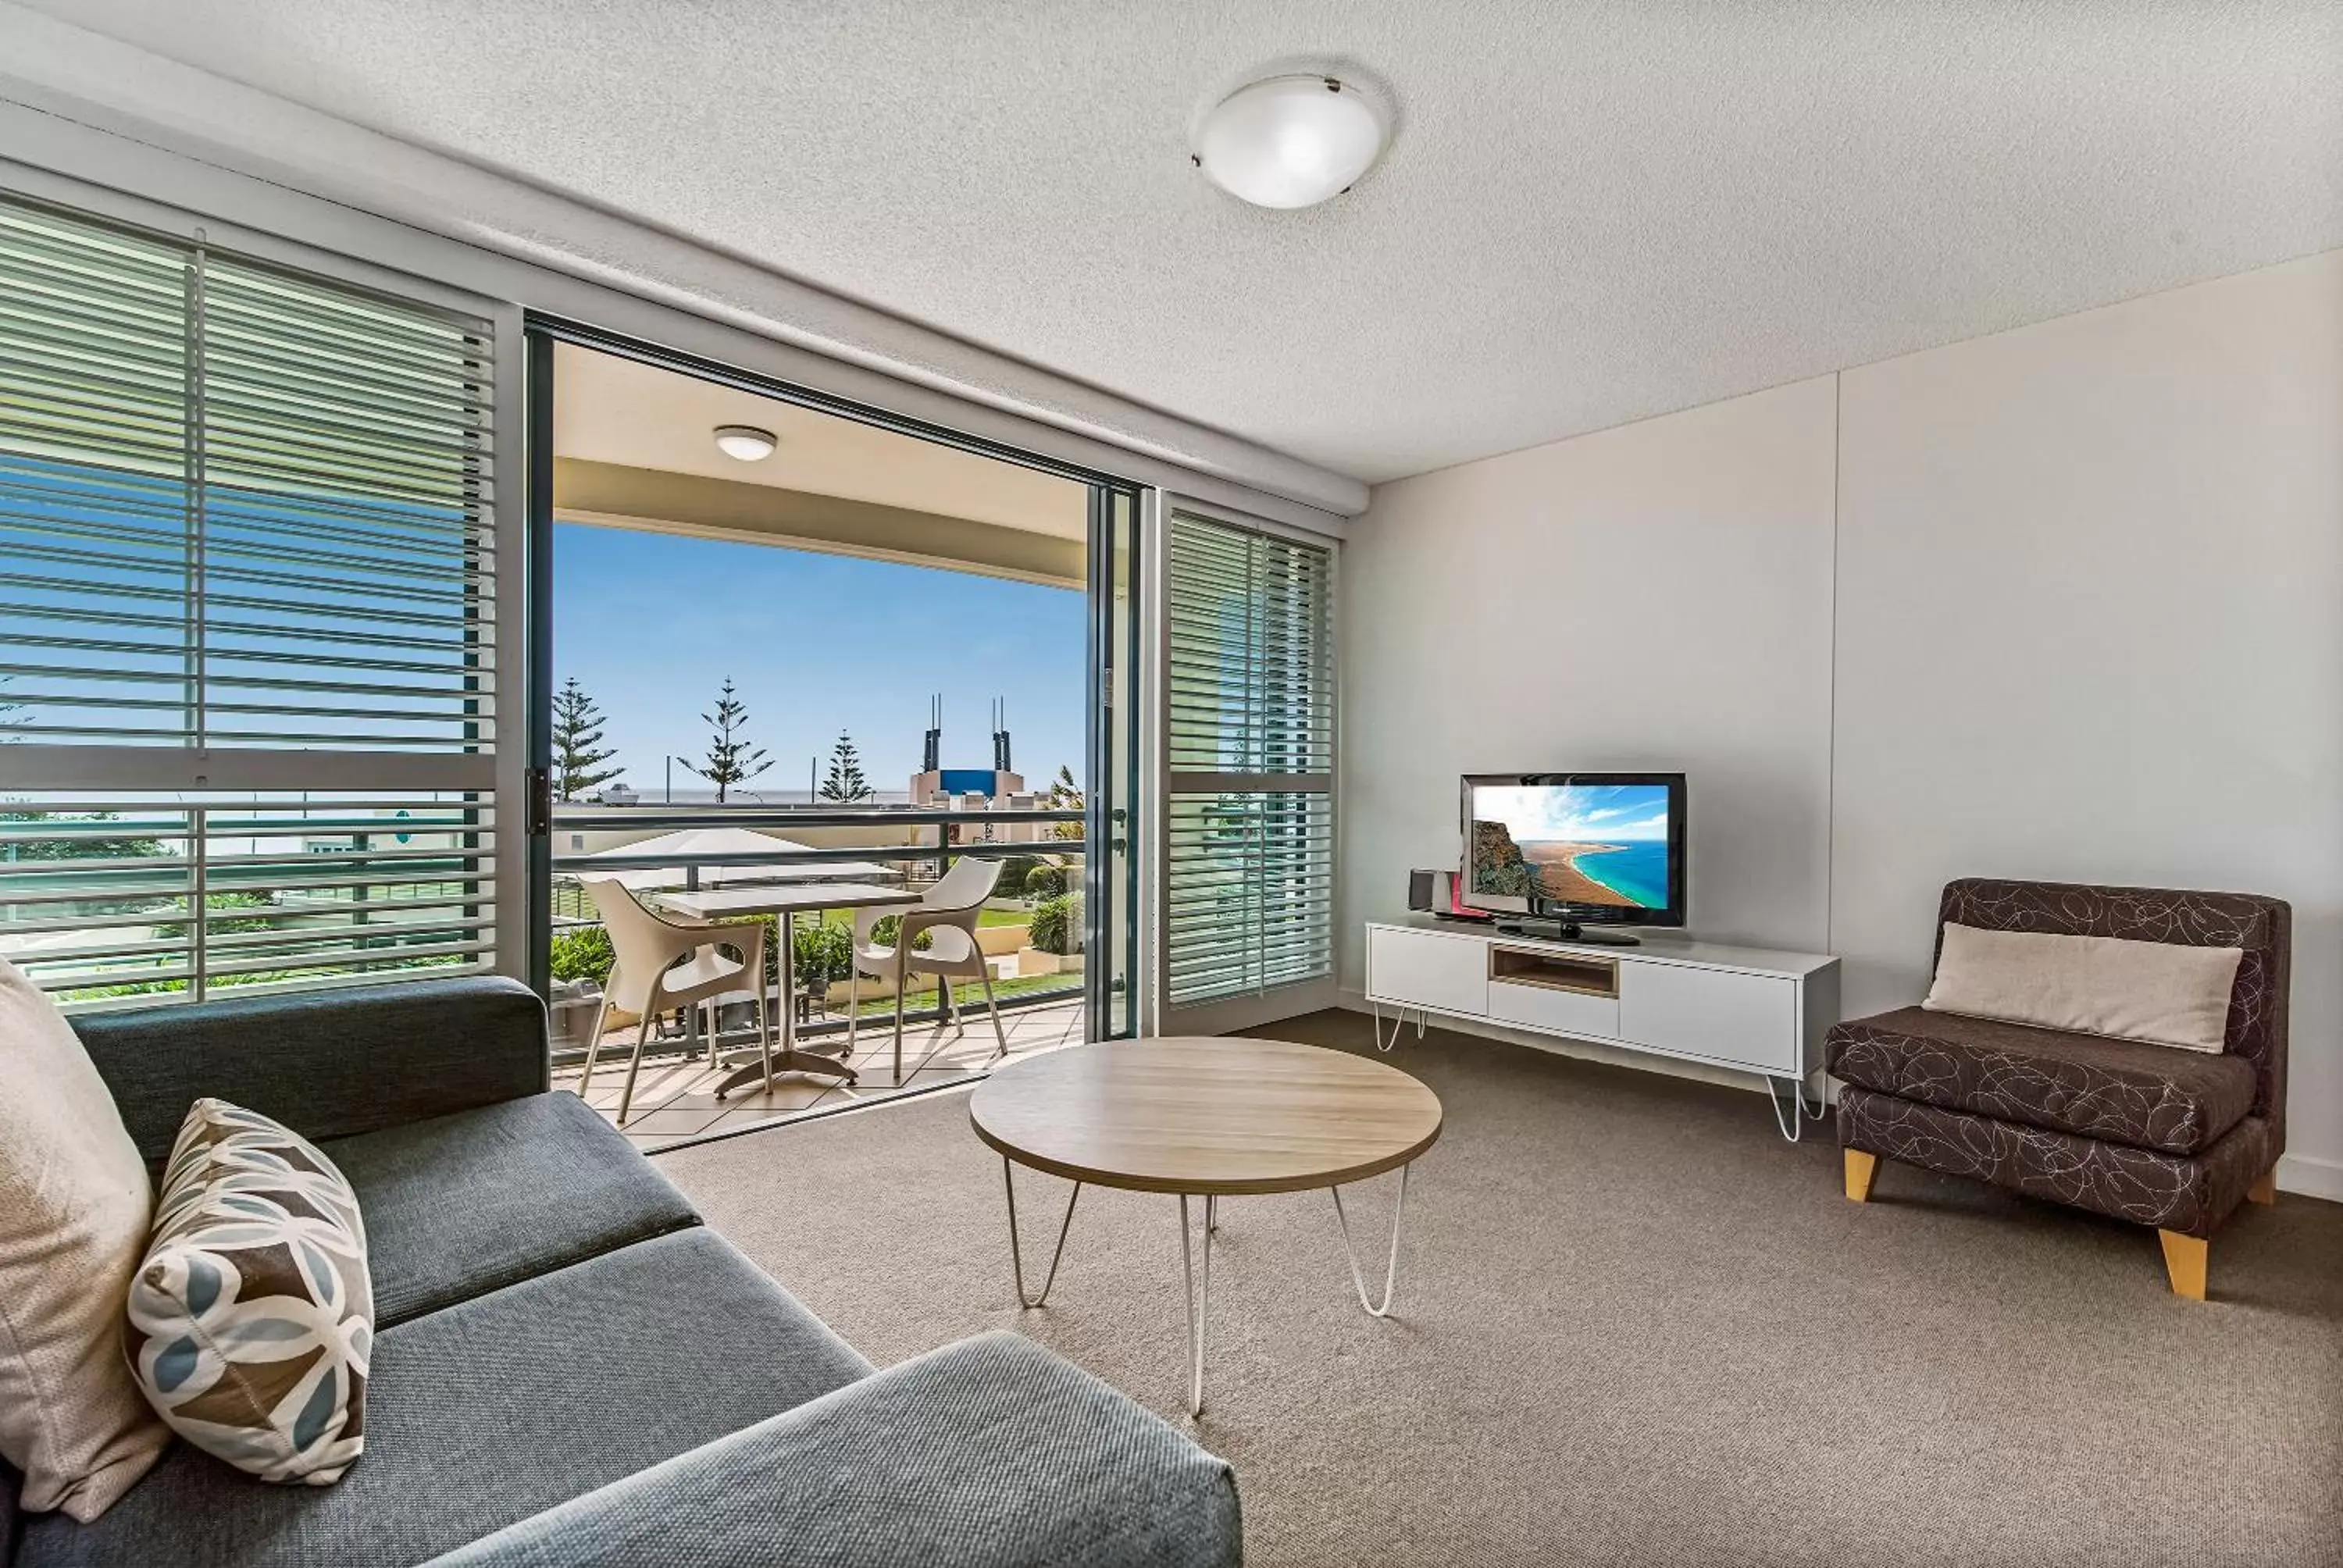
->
[1192,75,1387,210]
[712,424,777,461]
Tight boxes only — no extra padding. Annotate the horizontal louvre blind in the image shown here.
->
[0,793,497,1009]
[0,194,501,1007]
[1165,515,1334,1007]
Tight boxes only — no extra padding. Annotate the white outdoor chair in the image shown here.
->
[845,856,1008,1084]
[578,877,770,1126]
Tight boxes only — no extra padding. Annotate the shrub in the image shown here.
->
[1023,863,1068,898]
[865,914,933,955]
[1028,893,1082,956]
[549,925,615,985]
[992,855,1039,896]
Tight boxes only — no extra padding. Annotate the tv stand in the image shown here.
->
[1496,919,1640,946]
[1365,918,1839,1142]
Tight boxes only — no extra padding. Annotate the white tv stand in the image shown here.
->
[1364,917,1841,1141]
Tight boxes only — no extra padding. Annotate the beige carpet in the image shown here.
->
[657,1010,2343,1568]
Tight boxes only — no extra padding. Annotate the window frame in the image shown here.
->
[0,179,527,1000]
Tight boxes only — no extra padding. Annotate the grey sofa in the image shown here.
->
[2,977,1240,1567]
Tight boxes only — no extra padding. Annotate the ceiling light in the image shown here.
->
[713,424,777,461]
[1193,75,1386,210]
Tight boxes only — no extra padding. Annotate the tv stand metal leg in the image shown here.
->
[1371,1001,1425,1053]
[1767,1074,1828,1142]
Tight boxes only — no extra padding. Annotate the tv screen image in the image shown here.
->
[1466,779,1677,913]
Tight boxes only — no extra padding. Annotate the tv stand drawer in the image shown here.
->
[1367,925,1487,1017]
[1619,963,1799,1074]
[1487,946,1621,1039]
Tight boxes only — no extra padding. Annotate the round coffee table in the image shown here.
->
[968,1037,1443,1416]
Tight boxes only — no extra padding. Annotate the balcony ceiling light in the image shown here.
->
[713,424,777,461]
[1193,74,1386,210]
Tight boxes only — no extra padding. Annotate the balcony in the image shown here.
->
[549,801,1090,1151]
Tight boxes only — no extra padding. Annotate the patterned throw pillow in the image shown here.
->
[125,1099,373,1484]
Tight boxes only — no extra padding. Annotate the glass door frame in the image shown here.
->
[519,313,1147,1040]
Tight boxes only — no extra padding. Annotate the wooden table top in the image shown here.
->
[969,1038,1443,1196]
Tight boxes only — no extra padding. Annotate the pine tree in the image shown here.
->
[1048,763,1084,840]
[677,678,772,804]
[818,731,873,803]
[550,676,623,800]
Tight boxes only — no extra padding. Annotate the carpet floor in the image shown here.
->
[657,1010,2343,1568]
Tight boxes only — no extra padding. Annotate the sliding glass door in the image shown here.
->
[519,319,1146,1141]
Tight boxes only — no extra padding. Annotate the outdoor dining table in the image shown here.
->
[651,880,921,1097]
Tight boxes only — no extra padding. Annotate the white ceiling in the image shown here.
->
[20,1,2343,483]
[554,344,1089,539]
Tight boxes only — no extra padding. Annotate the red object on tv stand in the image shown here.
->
[1446,876,1495,922]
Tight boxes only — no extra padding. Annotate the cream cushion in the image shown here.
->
[1922,921,2243,1053]
[0,959,171,1519]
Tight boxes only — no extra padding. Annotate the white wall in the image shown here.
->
[1341,376,1840,971]
[1340,250,2343,1197]
[1831,248,2343,1197]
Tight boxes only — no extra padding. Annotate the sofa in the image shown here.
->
[2,977,1241,1567]
[1828,878,2288,1299]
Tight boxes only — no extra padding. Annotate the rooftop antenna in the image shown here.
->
[922,693,941,775]
[992,696,1012,773]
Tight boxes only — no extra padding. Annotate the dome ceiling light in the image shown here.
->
[712,424,778,461]
[1192,74,1387,210]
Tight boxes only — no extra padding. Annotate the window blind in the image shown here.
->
[1164,513,1334,1007]
[0,194,500,1007]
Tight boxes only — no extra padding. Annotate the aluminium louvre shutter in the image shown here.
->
[0,194,501,1008]
[1164,513,1335,1007]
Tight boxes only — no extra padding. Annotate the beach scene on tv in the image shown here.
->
[1469,782,1673,909]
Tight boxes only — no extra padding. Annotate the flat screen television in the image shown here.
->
[1460,773,1687,943]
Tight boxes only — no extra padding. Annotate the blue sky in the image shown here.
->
[554,523,1086,799]
[1475,782,1671,843]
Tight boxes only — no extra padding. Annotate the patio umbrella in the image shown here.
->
[575,826,897,891]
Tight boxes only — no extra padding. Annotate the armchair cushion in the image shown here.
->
[1828,1006,2256,1156]
[1922,921,2241,1052]
[1838,1085,2271,1238]
[319,1092,698,1328]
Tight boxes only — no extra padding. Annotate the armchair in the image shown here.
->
[1829,878,2288,1299]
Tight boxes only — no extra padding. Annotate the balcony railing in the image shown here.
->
[546,804,1087,1062]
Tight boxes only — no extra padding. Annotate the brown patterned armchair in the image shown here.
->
[1828,878,2289,1300]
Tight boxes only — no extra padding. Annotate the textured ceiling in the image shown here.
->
[19,1,2343,483]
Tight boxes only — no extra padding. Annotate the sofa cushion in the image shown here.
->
[1829,1006,2256,1156]
[319,1092,699,1327]
[128,1101,373,1486]
[16,1228,875,1568]
[0,958,170,1522]
[429,1331,1244,1568]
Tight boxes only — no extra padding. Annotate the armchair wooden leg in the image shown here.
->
[2247,1167,2277,1206]
[1843,1147,1880,1203]
[2158,1230,2208,1301]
